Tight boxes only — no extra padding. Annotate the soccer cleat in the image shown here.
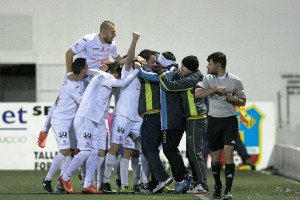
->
[41,179,52,193]
[102,182,113,194]
[244,158,256,170]
[59,176,75,194]
[184,173,193,183]
[133,184,141,193]
[140,183,152,194]
[187,183,208,194]
[54,180,66,194]
[223,191,233,200]
[213,184,222,199]
[115,179,121,193]
[82,185,103,194]
[120,186,135,194]
[152,177,173,193]
[163,185,174,193]
[38,131,47,148]
[172,180,190,194]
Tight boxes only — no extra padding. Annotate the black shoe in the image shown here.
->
[133,184,141,193]
[244,159,256,170]
[41,179,53,193]
[147,180,157,192]
[223,190,233,200]
[213,183,222,199]
[140,183,152,194]
[102,182,113,194]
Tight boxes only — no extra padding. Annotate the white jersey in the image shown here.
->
[113,67,142,121]
[51,79,86,126]
[75,69,139,124]
[71,33,118,70]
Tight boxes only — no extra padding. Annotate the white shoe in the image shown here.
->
[187,183,208,194]
[152,177,173,193]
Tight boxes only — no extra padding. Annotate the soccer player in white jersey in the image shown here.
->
[66,20,122,81]
[59,32,141,194]
[37,20,121,148]
[102,39,144,194]
[41,58,88,193]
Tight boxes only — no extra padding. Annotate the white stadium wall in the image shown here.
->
[0,0,299,103]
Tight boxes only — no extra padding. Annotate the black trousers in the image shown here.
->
[162,129,188,182]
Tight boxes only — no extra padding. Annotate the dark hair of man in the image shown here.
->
[100,21,115,32]
[207,52,227,69]
[162,51,176,61]
[107,61,122,78]
[72,58,86,75]
[138,49,157,61]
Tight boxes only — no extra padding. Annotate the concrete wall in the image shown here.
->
[0,0,299,102]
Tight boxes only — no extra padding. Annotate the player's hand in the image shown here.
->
[216,86,226,93]
[134,62,141,69]
[135,56,147,65]
[132,32,140,41]
[100,64,109,72]
[100,59,110,72]
[225,93,238,104]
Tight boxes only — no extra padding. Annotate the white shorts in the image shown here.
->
[52,122,76,150]
[110,115,142,150]
[74,117,108,151]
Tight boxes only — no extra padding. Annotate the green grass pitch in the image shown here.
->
[0,170,299,200]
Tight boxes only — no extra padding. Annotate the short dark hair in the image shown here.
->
[138,49,157,61]
[207,52,227,69]
[100,21,115,32]
[162,51,176,62]
[107,61,122,78]
[72,58,86,75]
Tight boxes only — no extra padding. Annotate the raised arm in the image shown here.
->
[124,32,140,71]
[66,48,76,81]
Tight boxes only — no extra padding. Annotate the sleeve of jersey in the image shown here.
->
[138,68,159,82]
[88,69,104,77]
[111,69,139,87]
[70,36,88,55]
[202,75,209,89]
[65,82,83,103]
[159,73,195,92]
[235,79,246,99]
[110,42,118,58]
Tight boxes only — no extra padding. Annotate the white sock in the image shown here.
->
[131,157,141,185]
[96,156,105,189]
[140,153,150,184]
[60,156,72,176]
[42,104,56,132]
[62,151,89,181]
[81,159,87,184]
[103,153,117,183]
[83,150,98,188]
[45,153,65,180]
[120,158,130,186]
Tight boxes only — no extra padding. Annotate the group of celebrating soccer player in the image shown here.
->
[38,20,247,200]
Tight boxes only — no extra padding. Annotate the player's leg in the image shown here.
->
[103,116,123,193]
[223,116,239,200]
[41,123,70,193]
